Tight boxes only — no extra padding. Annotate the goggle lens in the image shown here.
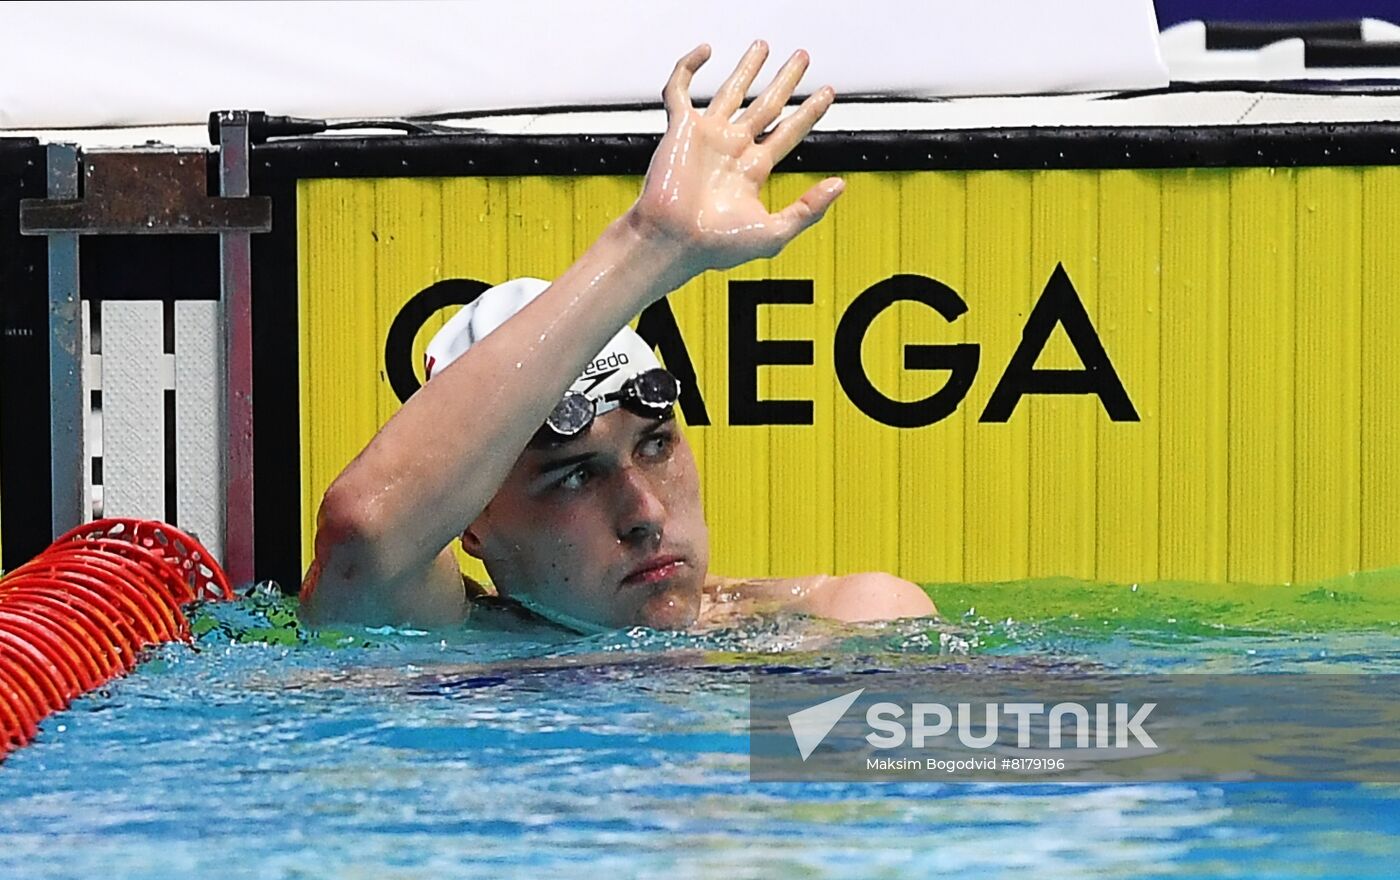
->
[622,369,680,414]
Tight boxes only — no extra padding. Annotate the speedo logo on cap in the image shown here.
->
[577,369,618,395]
[579,351,629,378]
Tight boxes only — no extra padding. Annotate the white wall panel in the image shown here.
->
[100,300,164,519]
[174,300,223,560]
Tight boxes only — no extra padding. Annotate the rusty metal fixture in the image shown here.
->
[18,149,271,235]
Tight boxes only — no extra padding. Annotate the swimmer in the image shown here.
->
[300,42,937,632]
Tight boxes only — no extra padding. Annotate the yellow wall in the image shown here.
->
[298,167,1400,587]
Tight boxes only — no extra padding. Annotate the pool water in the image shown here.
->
[1,573,1398,879]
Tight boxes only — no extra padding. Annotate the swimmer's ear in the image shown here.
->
[461,507,496,559]
[460,525,485,559]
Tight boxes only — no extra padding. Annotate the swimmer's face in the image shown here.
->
[463,409,709,631]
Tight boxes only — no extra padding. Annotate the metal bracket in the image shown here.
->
[41,144,85,541]
[16,120,268,585]
[218,111,257,589]
[18,148,270,235]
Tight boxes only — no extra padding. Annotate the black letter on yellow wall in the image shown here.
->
[729,280,815,426]
[979,263,1138,423]
[385,279,490,403]
[834,274,979,428]
[637,299,710,427]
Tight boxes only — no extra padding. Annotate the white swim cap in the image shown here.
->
[423,277,661,407]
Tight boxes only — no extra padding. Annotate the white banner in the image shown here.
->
[1,0,1167,129]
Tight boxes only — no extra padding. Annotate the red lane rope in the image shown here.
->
[0,608,106,690]
[64,539,198,607]
[0,518,236,758]
[54,520,232,604]
[0,611,98,693]
[15,555,170,645]
[0,662,43,740]
[37,548,187,642]
[0,589,127,677]
[2,575,147,667]
[0,628,72,711]
[0,676,30,743]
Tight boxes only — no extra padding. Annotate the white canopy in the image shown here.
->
[0,0,1168,130]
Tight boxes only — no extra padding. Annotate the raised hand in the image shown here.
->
[628,41,845,276]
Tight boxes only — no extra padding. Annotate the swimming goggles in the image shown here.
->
[538,368,680,442]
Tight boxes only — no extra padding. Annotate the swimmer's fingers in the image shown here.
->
[663,44,712,120]
[760,85,836,165]
[736,49,810,136]
[771,177,845,242]
[707,40,769,119]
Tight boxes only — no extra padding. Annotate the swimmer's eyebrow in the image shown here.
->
[625,416,676,449]
[530,413,677,474]
[532,450,598,477]
[643,411,677,432]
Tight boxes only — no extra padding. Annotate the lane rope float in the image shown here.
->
[0,518,234,757]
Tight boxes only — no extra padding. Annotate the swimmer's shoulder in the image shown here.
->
[699,573,834,624]
[703,572,935,623]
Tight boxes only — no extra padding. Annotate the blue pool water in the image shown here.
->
[1,586,1398,879]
